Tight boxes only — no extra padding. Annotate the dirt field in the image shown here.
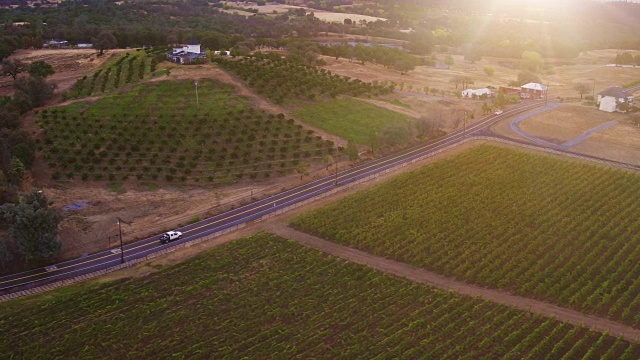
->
[0,48,121,98]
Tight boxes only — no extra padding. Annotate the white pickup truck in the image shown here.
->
[159,231,182,244]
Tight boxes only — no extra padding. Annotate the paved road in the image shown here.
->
[0,101,543,294]
[1,99,635,296]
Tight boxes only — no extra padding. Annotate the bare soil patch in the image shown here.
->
[0,48,121,98]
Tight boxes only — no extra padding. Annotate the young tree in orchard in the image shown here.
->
[27,60,55,79]
[93,31,118,56]
[2,189,63,264]
[7,157,25,187]
[1,59,27,80]
[573,82,591,99]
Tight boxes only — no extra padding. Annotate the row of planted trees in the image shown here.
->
[214,52,393,104]
[37,103,337,184]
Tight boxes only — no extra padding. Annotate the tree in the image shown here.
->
[28,60,55,79]
[509,71,540,87]
[13,75,54,108]
[345,141,359,161]
[93,31,118,56]
[1,59,27,80]
[521,51,544,73]
[444,54,454,68]
[7,156,25,187]
[0,107,21,130]
[0,237,12,270]
[483,66,495,77]
[573,82,591,99]
[2,189,62,264]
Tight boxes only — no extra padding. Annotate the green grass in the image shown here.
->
[107,182,126,194]
[1,232,636,358]
[293,98,414,144]
[291,145,640,327]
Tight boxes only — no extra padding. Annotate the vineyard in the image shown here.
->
[68,47,168,98]
[1,233,637,358]
[213,52,393,104]
[291,145,640,327]
[294,98,413,144]
[37,80,336,184]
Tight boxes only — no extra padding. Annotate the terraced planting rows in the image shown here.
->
[2,233,638,358]
[37,80,336,184]
[214,52,393,104]
[291,145,640,326]
[69,47,167,98]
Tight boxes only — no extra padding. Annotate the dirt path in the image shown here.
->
[267,223,640,341]
[150,64,347,148]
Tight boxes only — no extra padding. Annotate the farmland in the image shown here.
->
[213,53,392,105]
[68,48,168,98]
[37,80,336,184]
[291,144,640,327]
[1,232,638,358]
[293,98,414,144]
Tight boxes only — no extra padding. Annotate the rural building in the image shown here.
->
[167,39,206,64]
[42,39,68,48]
[77,43,93,48]
[520,83,547,99]
[499,86,521,97]
[597,86,634,112]
[461,88,492,98]
[214,50,231,56]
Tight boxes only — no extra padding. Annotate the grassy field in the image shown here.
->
[37,80,335,184]
[291,144,640,326]
[1,233,637,358]
[294,98,414,144]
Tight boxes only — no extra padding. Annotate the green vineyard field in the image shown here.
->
[1,233,637,358]
[37,80,335,184]
[291,145,640,326]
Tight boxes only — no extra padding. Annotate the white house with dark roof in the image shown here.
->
[597,86,634,112]
[167,39,206,64]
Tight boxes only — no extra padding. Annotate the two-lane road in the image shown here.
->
[0,101,549,295]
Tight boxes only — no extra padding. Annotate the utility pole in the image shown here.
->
[116,217,124,264]
[116,217,132,264]
[194,80,199,109]
[334,161,338,186]
[463,110,467,139]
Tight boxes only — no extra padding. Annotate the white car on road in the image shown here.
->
[494,110,504,115]
[159,231,182,244]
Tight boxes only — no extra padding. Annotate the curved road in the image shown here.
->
[0,99,635,296]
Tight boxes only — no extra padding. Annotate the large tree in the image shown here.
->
[28,60,55,79]
[2,190,63,264]
[521,51,544,73]
[93,31,118,56]
[1,59,27,80]
[573,82,591,99]
[13,75,54,108]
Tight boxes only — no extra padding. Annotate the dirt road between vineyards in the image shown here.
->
[266,223,640,342]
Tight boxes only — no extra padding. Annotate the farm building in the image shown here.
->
[77,42,93,48]
[461,88,493,98]
[520,83,547,100]
[597,86,634,112]
[498,86,521,97]
[43,39,68,48]
[167,39,206,64]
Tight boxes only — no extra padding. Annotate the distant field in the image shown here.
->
[1,233,637,358]
[37,80,335,184]
[294,98,414,144]
[291,145,640,326]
